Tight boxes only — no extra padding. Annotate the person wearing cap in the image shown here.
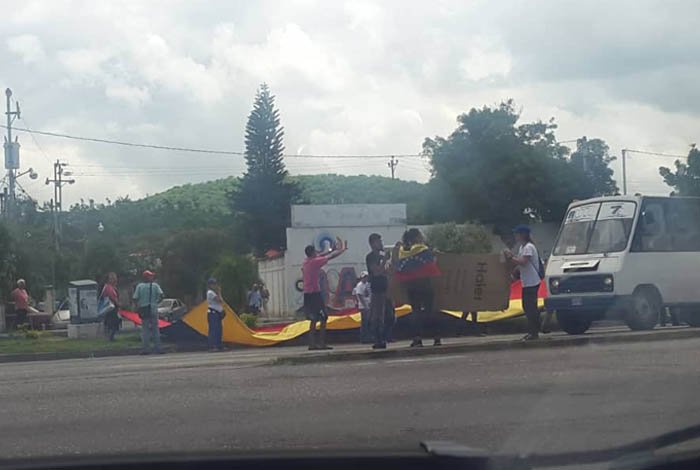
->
[352,271,372,343]
[11,279,30,328]
[206,278,226,352]
[504,225,542,341]
[132,270,165,354]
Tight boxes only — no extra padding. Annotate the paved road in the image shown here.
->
[2,336,699,461]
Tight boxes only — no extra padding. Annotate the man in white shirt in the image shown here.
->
[207,278,225,351]
[352,271,372,343]
[505,225,542,341]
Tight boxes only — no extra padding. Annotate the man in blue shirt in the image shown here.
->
[133,270,164,354]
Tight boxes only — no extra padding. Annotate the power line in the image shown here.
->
[0,124,421,159]
[625,149,688,159]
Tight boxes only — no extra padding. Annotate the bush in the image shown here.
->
[426,222,492,254]
[212,254,259,313]
[239,313,258,329]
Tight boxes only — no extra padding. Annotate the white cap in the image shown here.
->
[360,271,369,277]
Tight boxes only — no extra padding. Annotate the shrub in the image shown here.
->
[426,222,492,254]
[239,313,258,329]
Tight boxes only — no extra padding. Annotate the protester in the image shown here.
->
[133,270,165,354]
[395,228,442,347]
[261,283,270,315]
[206,278,226,352]
[504,225,543,341]
[101,272,121,341]
[11,279,29,328]
[302,237,347,350]
[366,233,391,349]
[247,284,262,314]
[352,271,372,343]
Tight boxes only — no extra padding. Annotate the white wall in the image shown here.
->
[258,257,286,318]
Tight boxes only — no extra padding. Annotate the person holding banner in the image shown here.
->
[302,237,347,350]
[395,228,442,347]
[504,225,543,341]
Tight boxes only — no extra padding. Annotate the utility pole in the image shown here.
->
[45,159,75,252]
[4,88,21,219]
[621,149,627,195]
[388,155,398,179]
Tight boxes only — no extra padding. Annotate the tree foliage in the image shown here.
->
[423,100,599,232]
[659,145,700,196]
[570,137,618,196]
[426,222,493,254]
[212,254,258,313]
[230,84,299,255]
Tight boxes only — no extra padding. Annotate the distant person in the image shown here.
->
[302,237,347,350]
[133,270,164,355]
[247,284,262,314]
[366,233,391,350]
[352,271,372,343]
[11,279,29,328]
[505,225,543,341]
[395,228,442,347]
[261,284,270,315]
[101,272,121,341]
[206,278,226,352]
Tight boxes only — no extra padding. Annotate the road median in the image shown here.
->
[271,327,700,366]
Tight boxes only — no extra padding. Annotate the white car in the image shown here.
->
[157,298,187,322]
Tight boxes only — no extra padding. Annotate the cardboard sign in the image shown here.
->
[389,253,511,312]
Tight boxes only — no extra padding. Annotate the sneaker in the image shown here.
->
[433,339,442,346]
[318,345,333,350]
[372,343,387,350]
[155,350,166,354]
[410,339,423,348]
[308,345,319,351]
[521,333,539,341]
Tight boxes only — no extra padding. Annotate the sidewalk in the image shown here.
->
[0,324,698,365]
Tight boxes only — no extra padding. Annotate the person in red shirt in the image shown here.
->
[11,279,30,327]
[101,272,121,341]
[302,237,347,350]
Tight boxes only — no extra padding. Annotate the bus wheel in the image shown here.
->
[556,310,592,335]
[625,288,660,331]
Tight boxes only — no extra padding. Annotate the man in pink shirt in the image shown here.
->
[11,279,30,327]
[302,237,347,350]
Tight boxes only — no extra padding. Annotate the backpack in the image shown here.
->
[529,246,545,280]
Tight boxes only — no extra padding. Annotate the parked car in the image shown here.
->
[157,298,187,322]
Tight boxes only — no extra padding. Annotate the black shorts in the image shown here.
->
[303,292,327,322]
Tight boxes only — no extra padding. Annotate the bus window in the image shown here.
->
[632,200,672,252]
[668,199,700,251]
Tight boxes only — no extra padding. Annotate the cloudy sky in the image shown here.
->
[3,0,699,205]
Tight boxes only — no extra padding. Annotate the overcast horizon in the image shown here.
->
[3,0,699,206]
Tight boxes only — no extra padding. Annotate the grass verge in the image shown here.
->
[0,331,141,355]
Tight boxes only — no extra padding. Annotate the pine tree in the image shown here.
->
[231,84,299,255]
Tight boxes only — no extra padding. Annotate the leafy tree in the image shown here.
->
[659,145,700,195]
[570,137,618,196]
[426,222,492,254]
[159,229,234,304]
[423,100,593,232]
[230,84,299,255]
[80,241,124,283]
[212,254,258,312]
[0,223,14,297]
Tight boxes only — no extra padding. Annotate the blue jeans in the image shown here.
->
[141,314,161,352]
[208,310,223,349]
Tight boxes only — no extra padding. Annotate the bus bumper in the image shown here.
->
[544,295,631,314]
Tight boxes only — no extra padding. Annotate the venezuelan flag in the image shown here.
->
[394,244,442,282]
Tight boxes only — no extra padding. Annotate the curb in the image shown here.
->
[271,327,700,366]
[0,346,180,364]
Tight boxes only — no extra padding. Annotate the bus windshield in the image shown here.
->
[553,201,637,256]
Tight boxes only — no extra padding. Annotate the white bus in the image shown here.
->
[544,195,700,334]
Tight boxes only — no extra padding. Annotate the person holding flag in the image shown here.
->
[395,228,442,347]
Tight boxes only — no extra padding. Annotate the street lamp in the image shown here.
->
[97,222,105,233]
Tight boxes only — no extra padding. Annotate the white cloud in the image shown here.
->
[105,84,151,107]
[7,34,45,64]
